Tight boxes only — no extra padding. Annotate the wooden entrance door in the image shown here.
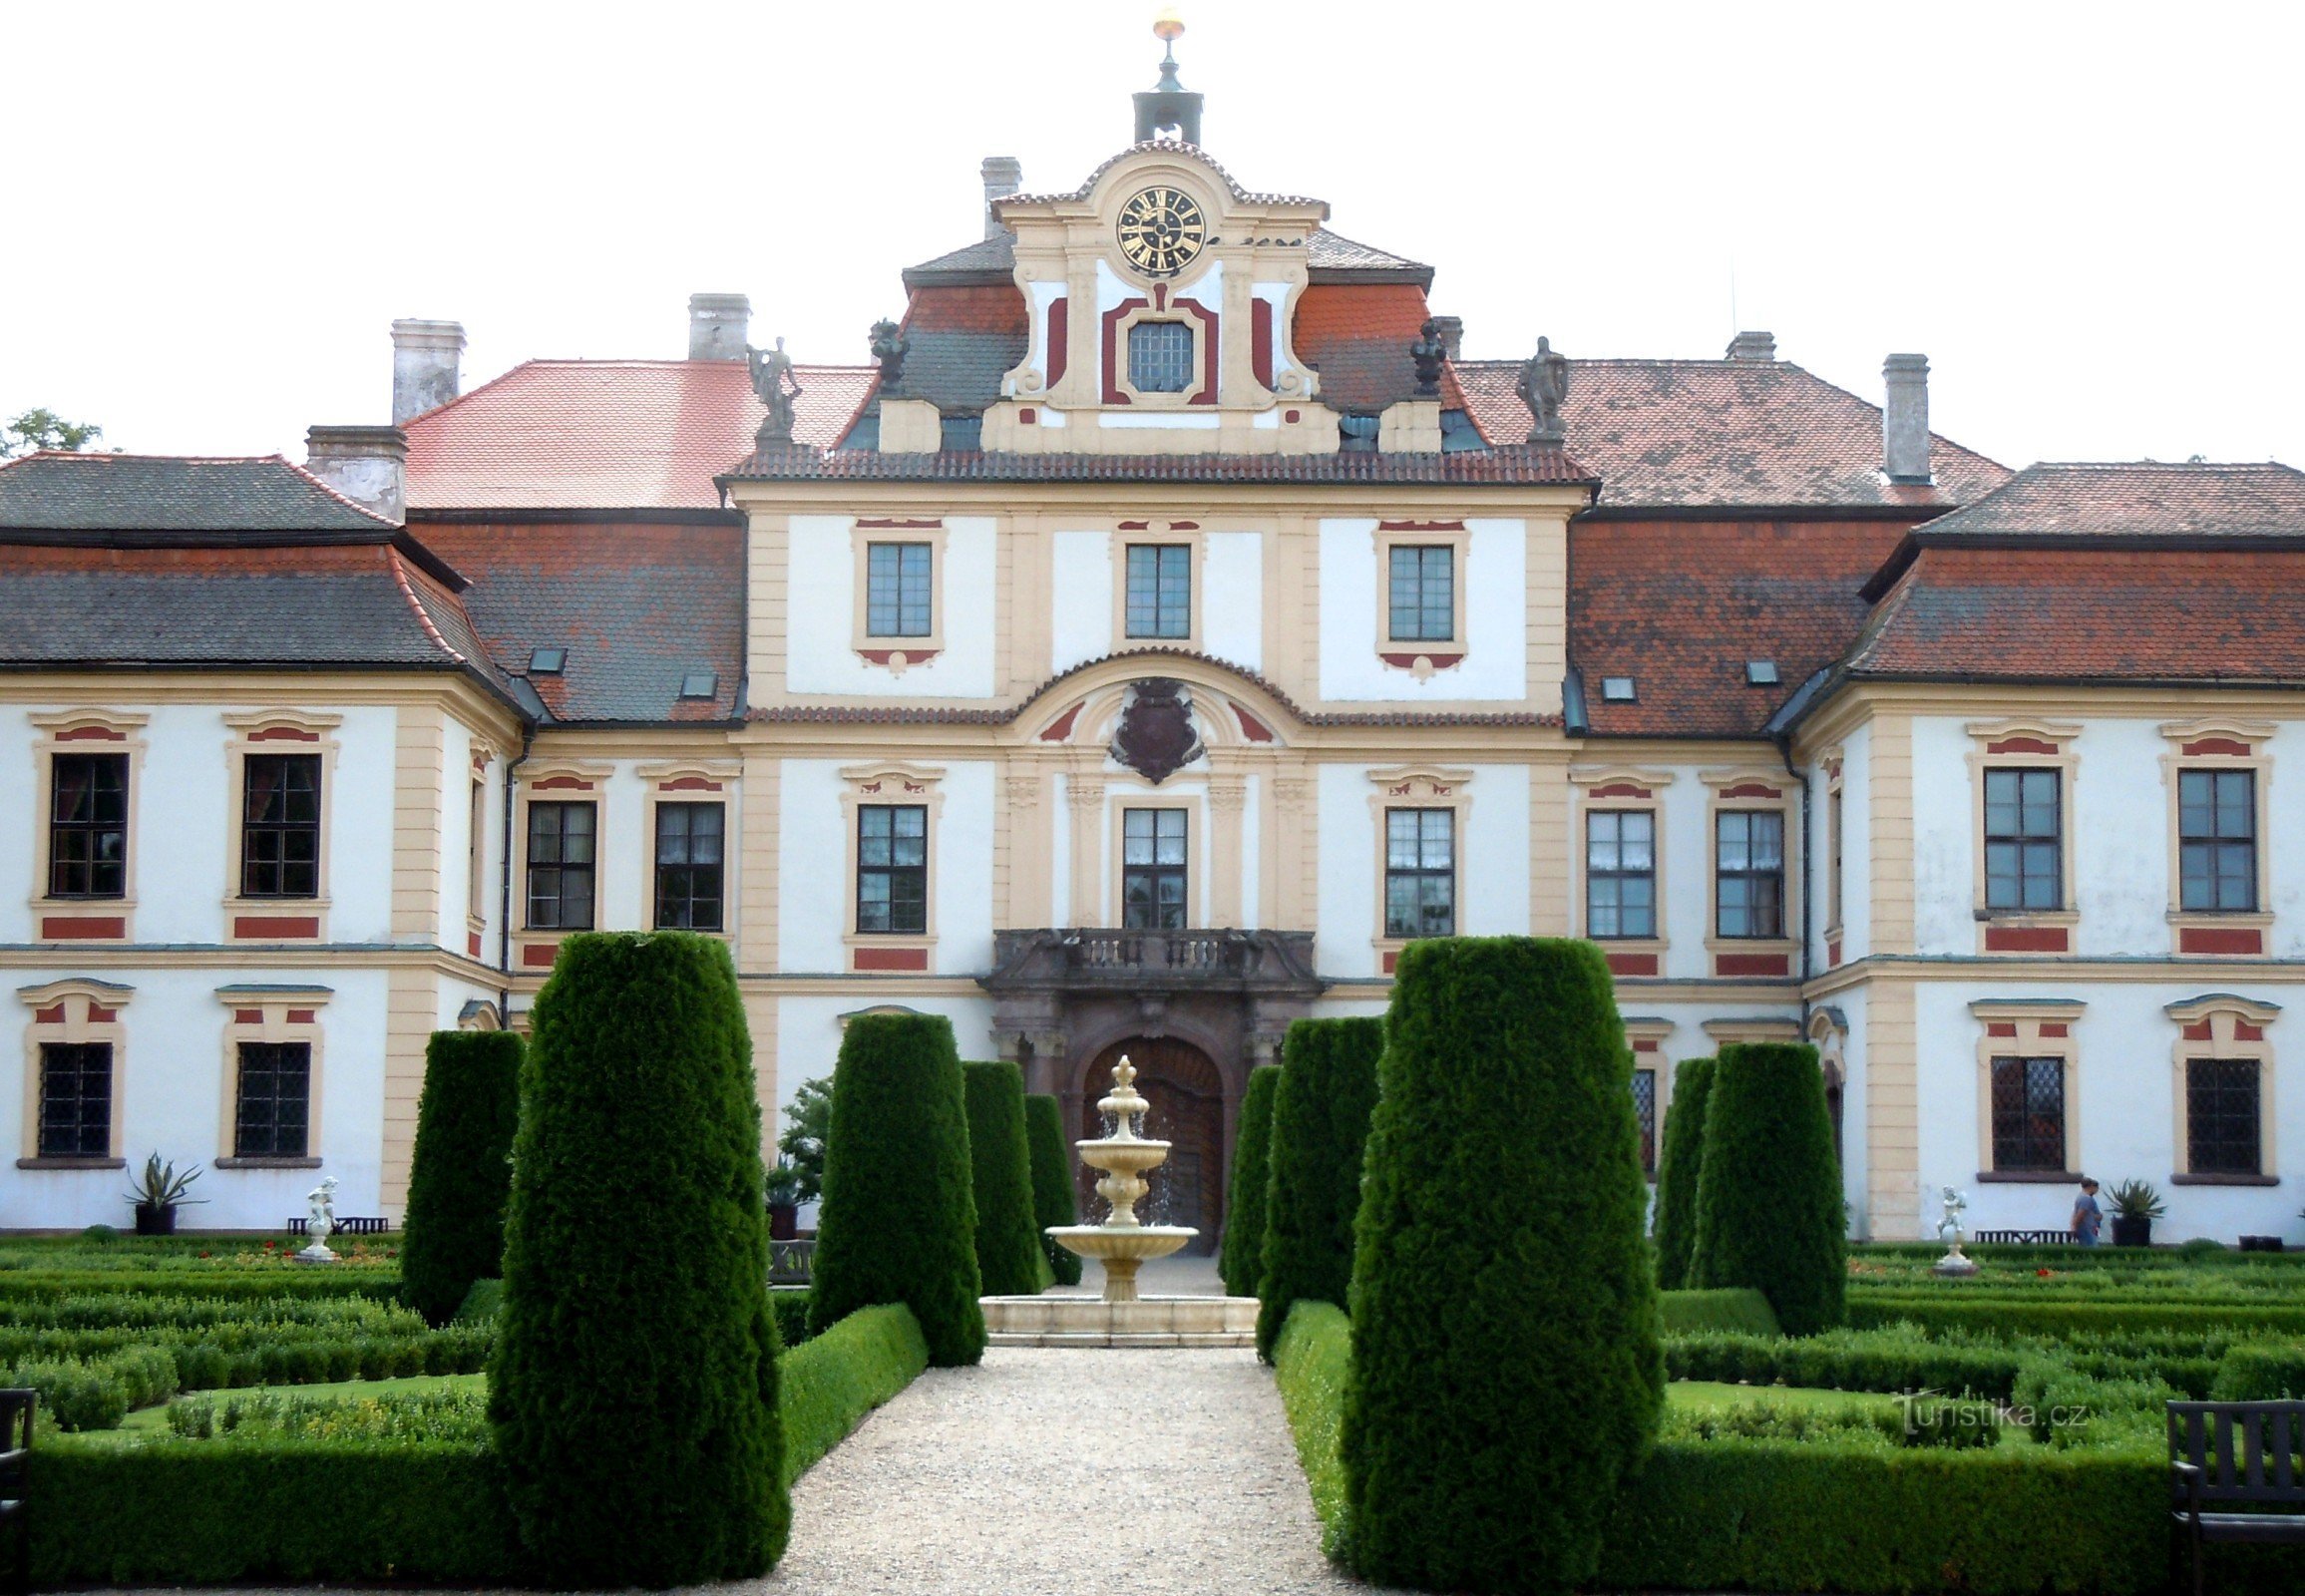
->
[1081,1035,1225,1253]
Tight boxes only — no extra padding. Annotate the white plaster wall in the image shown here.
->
[1913,979,2305,1245]
[785,515,997,698]
[1050,530,1115,673]
[1201,531,1264,670]
[594,763,650,933]
[324,706,400,944]
[937,761,996,975]
[1316,764,1378,978]
[0,712,41,943]
[1318,518,1526,702]
[2268,723,2305,958]
[1837,721,1875,962]
[1654,772,1714,982]
[777,760,849,973]
[1829,987,1872,1234]
[2072,719,2181,957]
[1462,765,1532,938]
[439,720,477,953]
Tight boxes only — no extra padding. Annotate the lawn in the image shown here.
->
[1666,1380,1896,1416]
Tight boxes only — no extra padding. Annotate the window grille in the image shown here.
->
[2187,1057,2261,1176]
[234,1040,311,1159]
[1127,320,1195,393]
[1990,1055,2066,1171]
[37,1042,112,1159]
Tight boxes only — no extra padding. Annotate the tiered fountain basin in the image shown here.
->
[978,1053,1257,1348]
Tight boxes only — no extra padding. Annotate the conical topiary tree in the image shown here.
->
[489,933,787,1586]
[400,1029,523,1326]
[1650,1055,1716,1292]
[806,1013,984,1366]
[1690,1040,1846,1336]
[1025,1092,1082,1286]
[1256,1015,1383,1361]
[1344,938,1662,1595]
[1218,1063,1281,1298]
[962,1061,1044,1297]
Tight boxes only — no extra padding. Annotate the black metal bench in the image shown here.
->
[0,1388,31,1594]
[2168,1399,2305,1596]
[1971,1228,2080,1246]
[769,1238,815,1286]
[287,1216,391,1237]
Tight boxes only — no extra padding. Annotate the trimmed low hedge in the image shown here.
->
[0,1272,398,1304]
[400,1030,523,1327]
[1024,1092,1082,1287]
[961,1061,1045,1298]
[1273,1300,1352,1563]
[778,1303,930,1483]
[1650,1056,1715,1292]
[1848,1295,2305,1338]
[770,1289,812,1349]
[1219,1064,1280,1299]
[1692,1042,1845,1336]
[2212,1341,2305,1399]
[1658,1288,1780,1338]
[1257,1018,1382,1362]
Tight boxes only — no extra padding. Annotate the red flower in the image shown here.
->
[2036,1267,2054,1277]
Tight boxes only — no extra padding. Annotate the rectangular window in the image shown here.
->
[36,1041,112,1159]
[468,780,487,920]
[526,802,596,931]
[1124,545,1192,639]
[1716,810,1785,939]
[1586,811,1656,940]
[1827,787,1844,930]
[2178,769,2257,913]
[1989,1055,2067,1172]
[865,543,934,638]
[234,1040,311,1159]
[2186,1057,2261,1176]
[1633,1067,1658,1174]
[857,804,928,935]
[1126,320,1195,393]
[241,754,321,899]
[1983,768,2062,911]
[1387,546,1454,642]
[654,802,725,931]
[1383,807,1455,939]
[1121,808,1188,931]
[49,753,127,899]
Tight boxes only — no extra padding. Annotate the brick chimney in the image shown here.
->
[305,425,407,522]
[1428,315,1464,361]
[1882,353,1932,483]
[1725,330,1776,362]
[390,320,465,424]
[687,293,750,360]
[981,156,1022,240]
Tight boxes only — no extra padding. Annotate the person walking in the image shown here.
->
[2070,1177,2103,1246]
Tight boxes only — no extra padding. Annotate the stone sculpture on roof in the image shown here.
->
[869,320,910,392]
[747,337,802,446]
[1411,320,1447,398]
[1518,336,1570,445]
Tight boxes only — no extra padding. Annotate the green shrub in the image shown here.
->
[1219,1064,1280,1299]
[490,932,787,1586]
[1651,1056,1715,1291]
[1659,1288,1779,1337]
[2212,1341,2305,1399]
[1847,1295,2305,1338]
[1345,938,1662,1594]
[960,1061,1044,1298]
[779,1303,930,1484]
[1691,1041,1845,1336]
[1024,1093,1082,1287]
[4,1357,129,1430]
[807,1013,984,1368]
[770,1289,812,1349]
[400,1030,523,1327]
[1257,1018,1382,1361]
[1272,1300,1352,1563]
[452,1278,504,1323]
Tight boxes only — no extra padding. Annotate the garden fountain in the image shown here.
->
[977,1053,1258,1346]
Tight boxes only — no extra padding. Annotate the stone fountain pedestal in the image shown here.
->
[979,1054,1257,1348]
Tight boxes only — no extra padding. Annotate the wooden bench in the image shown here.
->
[287,1216,391,1237]
[2168,1399,2305,1596]
[1970,1228,2082,1246]
[0,1388,31,1594]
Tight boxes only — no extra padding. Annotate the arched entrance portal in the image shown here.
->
[1082,1036,1225,1253]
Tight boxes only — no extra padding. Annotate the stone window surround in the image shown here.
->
[849,519,948,672]
[27,708,151,943]
[1365,765,1473,971]
[1110,791,1201,933]
[1964,718,2083,951]
[2157,717,2276,956]
[1569,765,1675,974]
[213,985,332,1170]
[1702,768,1801,973]
[839,760,946,971]
[1968,998,2086,1183]
[1820,748,1845,964]
[1110,521,1207,651]
[1370,522,1472,679]
[16,978,133,1169]
[220,709,342,944]
[512,761,614,969]
[2166,993,2281,1185]
[639,760,739,940]
[1105,299,1218,409]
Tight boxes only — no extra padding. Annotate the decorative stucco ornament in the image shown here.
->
[1111,678,1204,784]
[747,337,802,446]
[1518,335,1570,445]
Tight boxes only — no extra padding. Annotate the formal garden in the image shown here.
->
[3,931,2302,1591]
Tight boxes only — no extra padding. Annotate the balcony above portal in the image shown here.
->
[982,928,1324,998]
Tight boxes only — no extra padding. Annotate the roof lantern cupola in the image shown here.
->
[1133,9,1203,146]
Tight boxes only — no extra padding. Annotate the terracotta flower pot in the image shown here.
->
[133,1202,177,1237]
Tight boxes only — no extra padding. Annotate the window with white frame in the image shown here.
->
[37,1042,113,1159]
[49,753,127,899]
[1983,768,2062,911]
[2178,769,2257,913]
[1124,545,1192,639]
[233,1040,311,1159]
[857,804,928,935]
[1383,808,1455,939]
[864,543,935,638]
[1586,811,1656,939]
[1715,810,1784,939]
[1121,808,1188,930]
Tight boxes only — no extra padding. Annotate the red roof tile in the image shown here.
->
[403,359,871,513]
[723,441,1590,486]
[1900,461,2305,540]
[1292,284,1468,413]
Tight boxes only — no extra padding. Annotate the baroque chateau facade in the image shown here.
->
[5,72,2303,1245]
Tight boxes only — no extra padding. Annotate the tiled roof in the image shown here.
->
[402,359,870,513]
[1571,519,1910,737]
[1845,544,2305,684]
[906,225,1426,285]
[0,452,394,533]
[723,442,1591,486]
[413,522,744,722]
[873,283,1030,419]
[1900,461,2305,540]
[1456,358,2010,512]
[1003,142,1327,209]
[1294,283,1467,414]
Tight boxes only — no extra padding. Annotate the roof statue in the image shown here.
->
[1518,336,1570,445]
[747,337,802,447]
[869,319,910,392]
[1411,320,1448,398]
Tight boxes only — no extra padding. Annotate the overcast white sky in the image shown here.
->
[3,1,2299,471]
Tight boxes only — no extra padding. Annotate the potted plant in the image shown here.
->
[2107,1178,2165,1247]
[765,1159,805,1242]
[124,1153,206,1236]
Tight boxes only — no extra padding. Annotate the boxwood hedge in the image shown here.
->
[961,1061,1045,1298]
[1692,1042,1845,1336]
[1257,1016,1382,1361]
[1024,1093,1082,1287]
[1219,1064,1280,1299]
[400,1030,523,1327]
[1650,1056,1714,1291]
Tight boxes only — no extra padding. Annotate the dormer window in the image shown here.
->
[1127,321,1195,393]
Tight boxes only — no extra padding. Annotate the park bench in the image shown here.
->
[2168,1399,2305,1596]
[286,1215,391,1237]
[0,1388,30,1593]
[1971,1228,2078,1245]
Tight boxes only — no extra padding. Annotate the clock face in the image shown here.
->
[1116,186,1207,277]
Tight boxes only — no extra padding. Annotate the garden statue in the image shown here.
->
[747,337,802,446]
[1931,1184,1978,1277]
[1517,335,1570,444]
[296,1175,340,1265]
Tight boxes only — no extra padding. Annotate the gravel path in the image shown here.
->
[764,1347,1390,1596]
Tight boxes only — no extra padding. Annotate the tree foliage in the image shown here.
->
[1,408,106,460]
[1257,1016,1384,1361]
[775,1076,832,1202]
[1024,1092,1082,1286]
[489,933,787,1586]
[400,1030,523,1326]
[1218,1064,1281,1298]
[961,1061,1044,1297]
[1650,1055,1716,1292]
[1691,1040,1847,1337]
[1344,938,1663,1595]
[806,1013,984,1366]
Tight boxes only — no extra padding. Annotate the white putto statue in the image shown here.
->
[296,1175,340,1265]
[1931,1184,1978,1277]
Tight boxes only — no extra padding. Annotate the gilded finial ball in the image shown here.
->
[1153,6,1185,43]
